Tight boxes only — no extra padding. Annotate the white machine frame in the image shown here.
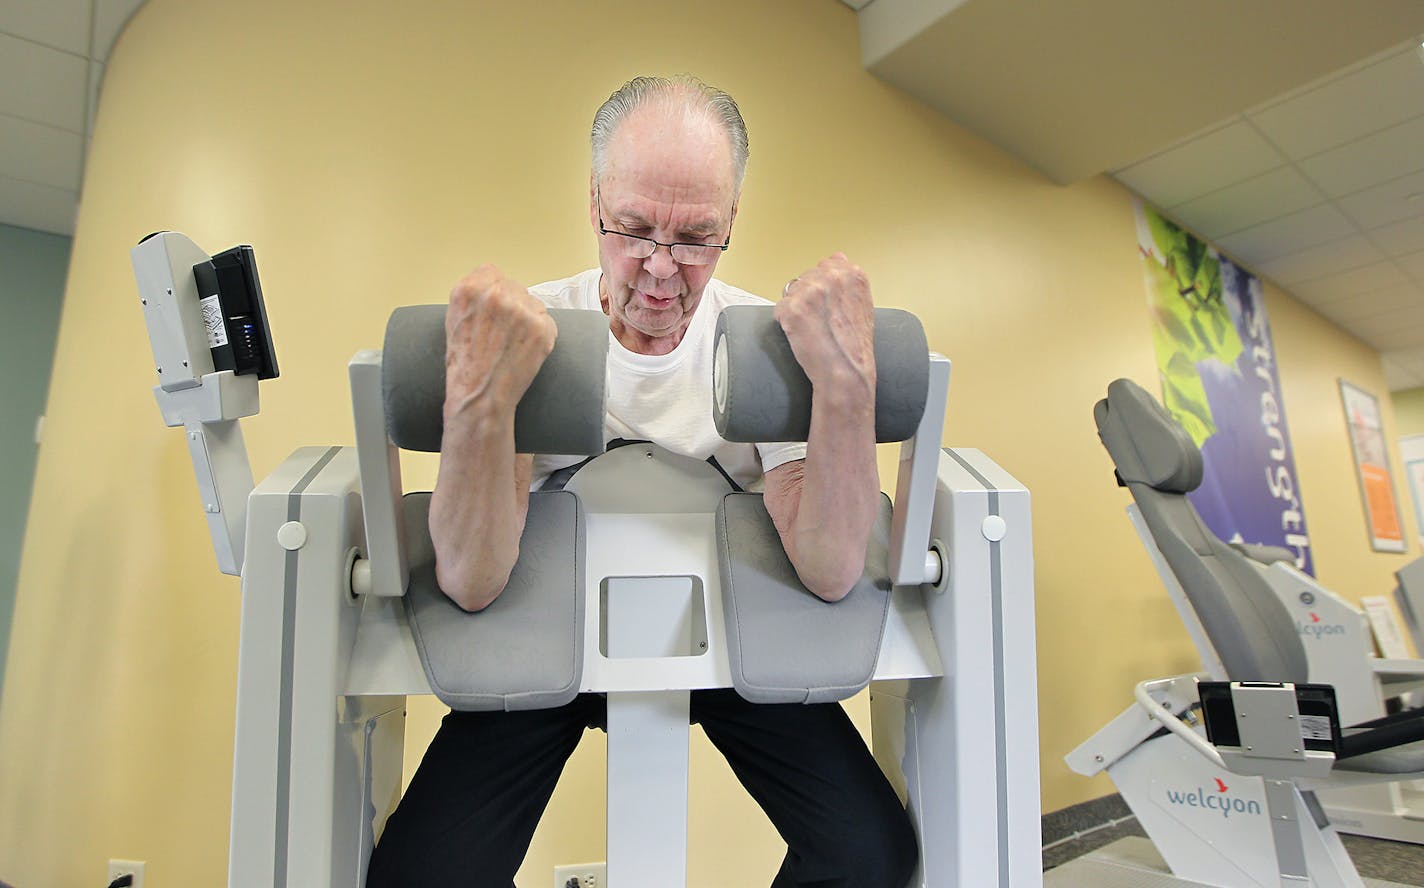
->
[1058,505,1424,887]
[1124,506,1424,845]
[134,232,1043,888]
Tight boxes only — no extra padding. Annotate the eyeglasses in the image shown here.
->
[596,190,732,267]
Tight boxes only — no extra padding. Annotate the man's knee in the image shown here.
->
[830,811,918,888]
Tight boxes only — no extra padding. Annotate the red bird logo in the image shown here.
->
[1215,778,1229,793]
[1309,613,1320,623]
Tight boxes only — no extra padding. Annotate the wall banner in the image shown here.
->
[1136,200,1314,575]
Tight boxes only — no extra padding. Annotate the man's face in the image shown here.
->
[592,104,737,348]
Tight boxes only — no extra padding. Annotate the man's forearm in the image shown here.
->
[772,388,879,602]
[428,406,530,612]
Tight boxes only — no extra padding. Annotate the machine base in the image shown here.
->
[1043,838,1414,888]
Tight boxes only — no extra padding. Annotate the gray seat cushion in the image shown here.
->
[716,492,893,704]
[402,490,584,711]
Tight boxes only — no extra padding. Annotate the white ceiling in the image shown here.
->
[4,1,1424,389]
[852,0,1424,392]
[0,0,144,235]
[1112,44,1424,391]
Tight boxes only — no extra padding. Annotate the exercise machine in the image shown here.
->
[1054,379,1424,888]
[132,231,1042,887]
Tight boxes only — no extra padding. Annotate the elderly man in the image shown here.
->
[367,76,917,888]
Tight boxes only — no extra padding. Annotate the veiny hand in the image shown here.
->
[775,253,876,401]
[444,264,557,420]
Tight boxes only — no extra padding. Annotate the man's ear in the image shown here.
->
[589,175,599,228]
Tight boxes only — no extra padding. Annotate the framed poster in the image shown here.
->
[1339,379,1406,553]
[1402,435,1424,549]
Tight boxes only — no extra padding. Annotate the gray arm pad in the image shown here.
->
[712,305,929,444]
[382,305,608,454]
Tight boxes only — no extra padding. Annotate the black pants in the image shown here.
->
[367,689,917,888]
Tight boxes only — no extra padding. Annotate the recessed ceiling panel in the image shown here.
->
[1366,215,1424,257]
[1249,47,1424,160]
[1382,354,1424,390]
[1254,234,1387,286]
[1336,168,1424,229]
[0,175,75,235]
[1112,122,1282,209]
[1169,167,1323,239]
[0,115,82,190]
[1296,114,1424,199]
[94,0,149,60]
[0,0,91,55]
[1319,282,1423,321]
[0,33,87,132]
[1348,322,1421,349]
[1397,249,1424,281]
[87,60,103,136]
[1214,203,1355,266]
[1290,259,1410,304]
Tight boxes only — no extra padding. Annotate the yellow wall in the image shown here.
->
[1393,386,1424,439]
[0,0,1417,885]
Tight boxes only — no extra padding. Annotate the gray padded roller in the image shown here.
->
[382,305,608,454]
[713,305,928,444]
[717,492,894,704]
[402,490,584,711]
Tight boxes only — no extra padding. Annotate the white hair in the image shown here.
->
[590,75,749,188]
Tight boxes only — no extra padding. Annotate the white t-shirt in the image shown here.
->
[529,268,807,491]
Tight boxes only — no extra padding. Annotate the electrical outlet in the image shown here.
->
[107,859,146,888]
[552,861,605,888]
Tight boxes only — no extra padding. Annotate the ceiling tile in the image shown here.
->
[1168,167,1324,239]
[87,60,103,135]
[1397,249,1424,281]
[1214,202,1356,267]
[0,175,76,235]
[1367,214,1424,257]
[1359,321,1424,352]
[1249,47,1424,159]
[1337,168,1424,229]
[1254,234,1387,285]
[1290,259,1409,303]
[1112,121,1283,208]
[94,0,149,60]
[0,33,87,132]
[1318,282,1423,321]
[1383,354,1424,391]
[0,114,82,190]
[1297,113,1424,198]
[0,0,92,56]
[1338,304,1424,335]
[1392,345,1424,376]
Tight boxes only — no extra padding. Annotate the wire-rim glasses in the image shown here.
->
[596,190,732,266]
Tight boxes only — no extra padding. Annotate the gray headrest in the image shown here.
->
[1096,378,1203,493]
[381,305,608,454]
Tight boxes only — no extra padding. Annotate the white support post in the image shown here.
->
[348,350,408,598]
[888,354,950,587]
[877,448,1040,888]
[602,575,697,886]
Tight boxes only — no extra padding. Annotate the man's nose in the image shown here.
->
[643,245,679,279]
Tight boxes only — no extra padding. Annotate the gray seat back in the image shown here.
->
[1096,378,1308,683]
[1396,556,1424,656]
[382,305,607,711]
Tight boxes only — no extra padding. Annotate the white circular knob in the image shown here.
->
[277,521,308,551]
[981,515,1007,542]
